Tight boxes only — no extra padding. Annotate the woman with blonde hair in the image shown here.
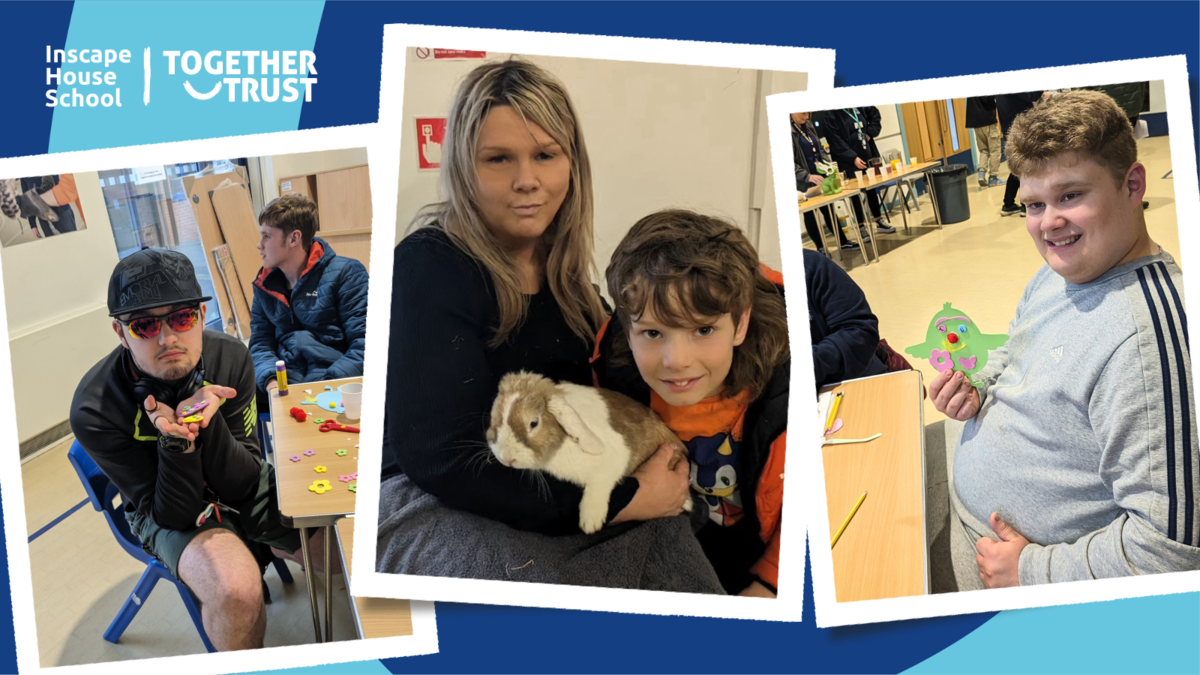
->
[378,59,722,592]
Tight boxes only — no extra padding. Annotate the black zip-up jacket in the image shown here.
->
[70,330,262,531]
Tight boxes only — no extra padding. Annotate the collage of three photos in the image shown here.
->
[1,23,1196,673]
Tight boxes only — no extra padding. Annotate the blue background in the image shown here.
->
[3,2,1200,673]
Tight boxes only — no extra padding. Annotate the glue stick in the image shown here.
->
[276,360,289,396]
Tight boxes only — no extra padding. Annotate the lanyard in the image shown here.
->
[844,108,867,148]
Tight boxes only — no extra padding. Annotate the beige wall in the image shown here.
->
[394,51,810,281]
[263,147,370,203]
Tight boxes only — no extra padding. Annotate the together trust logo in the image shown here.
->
[46,46,317,108]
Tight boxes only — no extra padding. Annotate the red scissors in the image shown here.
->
[319,421,360,433]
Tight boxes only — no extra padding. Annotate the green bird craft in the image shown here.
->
[905,302,1008,385]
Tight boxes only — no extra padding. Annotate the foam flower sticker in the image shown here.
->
[289,455,302,463]
[335,449,347,457]
[339,474,353,483]
[314,465,327,473]
[304,449,316,457]
[348,483,357,493]
[309,480,332,494]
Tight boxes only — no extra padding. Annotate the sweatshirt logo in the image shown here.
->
[1049,346,1063,363]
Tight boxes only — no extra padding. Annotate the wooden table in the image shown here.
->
[797,187,879,264]
[335,517,415,640]
[269,377,362,643]
[821,370,928,602]
[842,161,944,232]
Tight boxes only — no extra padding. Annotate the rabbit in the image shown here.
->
[487,370,691,534]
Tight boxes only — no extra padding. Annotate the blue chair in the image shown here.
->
[257,413,273,460]
[68,440,293,652]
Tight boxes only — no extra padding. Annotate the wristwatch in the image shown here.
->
[158,434,192,454]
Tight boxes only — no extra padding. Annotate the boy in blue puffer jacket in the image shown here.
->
[249,193,369,401]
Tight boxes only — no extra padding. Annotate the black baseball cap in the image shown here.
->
[108,248,212,318]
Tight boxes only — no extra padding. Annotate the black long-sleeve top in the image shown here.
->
[70,330,262,531]
[996,91,1043,135]
[804,249,886,388]
[822,107,883,174]
[382,227,637,535]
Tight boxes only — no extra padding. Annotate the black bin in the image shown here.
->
[925,164,971,225]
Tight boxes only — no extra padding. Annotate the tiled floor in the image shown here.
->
[23,436,357,667]
[805,135,1180,425]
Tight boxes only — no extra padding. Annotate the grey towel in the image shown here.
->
[375,473,726,593]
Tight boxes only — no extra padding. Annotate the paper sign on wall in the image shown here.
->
[132,166,166,185]
[416,118,447,170]
[414,48,487,61]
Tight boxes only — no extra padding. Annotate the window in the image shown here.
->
[100,160,247,331]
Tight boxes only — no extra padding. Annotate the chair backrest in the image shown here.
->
[67,440,153,564]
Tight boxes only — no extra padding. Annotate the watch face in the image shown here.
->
[159,435,190,453]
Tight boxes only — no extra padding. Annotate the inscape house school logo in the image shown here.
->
[46,46,317,108]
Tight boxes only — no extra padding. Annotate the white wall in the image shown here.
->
[395,51,809,281]
[757,71,812,272]
[3,172,121,442]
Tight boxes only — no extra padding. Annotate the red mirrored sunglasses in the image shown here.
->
[120,307,200,340]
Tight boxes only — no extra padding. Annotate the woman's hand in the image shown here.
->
[808,174,824,186]
[610,443,691,524]
[854,157,867,170]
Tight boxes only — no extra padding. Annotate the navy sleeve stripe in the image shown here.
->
[1156,261,1190,351]
[1149,265,1196,545]
[1138,267,1179,542]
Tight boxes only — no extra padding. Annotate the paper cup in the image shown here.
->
[339,383,363,420]
[855,170,864,183]
[910,156,918,166]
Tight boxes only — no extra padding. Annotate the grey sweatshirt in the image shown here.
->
[952,250,1200,584]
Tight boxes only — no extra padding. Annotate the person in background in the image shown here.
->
[822,106,898,237]
[966,96,1005,189]
[803,248,887,389]
[791,111,857,253]
[249,193,369,410]
[996,91,1046,217]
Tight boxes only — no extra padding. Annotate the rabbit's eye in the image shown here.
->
[530,419,539,430]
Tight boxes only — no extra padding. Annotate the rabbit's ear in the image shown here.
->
[547,395,604,455]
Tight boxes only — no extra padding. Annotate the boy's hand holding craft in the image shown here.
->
[143,395,196,443]
[930,369,980,421]
[175,384,237,434]
[975,512,1029,588]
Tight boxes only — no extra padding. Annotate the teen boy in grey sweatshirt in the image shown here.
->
[932,90,1199,590]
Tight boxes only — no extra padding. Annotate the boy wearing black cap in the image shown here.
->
[70,248,330,651]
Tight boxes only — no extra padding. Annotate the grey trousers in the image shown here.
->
[925,418,986,593]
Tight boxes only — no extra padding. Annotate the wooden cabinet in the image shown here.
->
[278,174,318,204]
[901,99,970,165]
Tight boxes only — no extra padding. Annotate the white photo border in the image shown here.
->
[351,23,836,622]
[0,124,439,674]
[763,55,1200,628]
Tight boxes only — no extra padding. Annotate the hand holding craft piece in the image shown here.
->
[905,302,1008,385]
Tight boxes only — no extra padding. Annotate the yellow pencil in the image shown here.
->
[830,491,867,549]
[824,392,844,432]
